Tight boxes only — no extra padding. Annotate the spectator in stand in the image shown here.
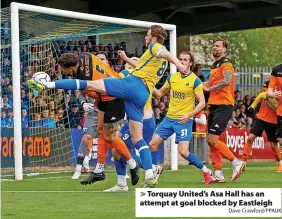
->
[1,110,7,127]
[152,98,159,108]
[154,108,162,125]
[239,104,247,120]
[6,109,14,128]
[246,117,253,129]
[31,113,42,127]
[2,95,12,109]
[69,104,81,129]
[42,109,56,128]
[21,108,29,128]
[234,90,240,106]
[243,95,252,109]
[56,108,65,128]
[194,63,205,82]
[159,102,166,118]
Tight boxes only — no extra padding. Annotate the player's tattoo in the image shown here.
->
[209,71,232,91]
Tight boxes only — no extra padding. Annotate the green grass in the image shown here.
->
[1,162,282,219]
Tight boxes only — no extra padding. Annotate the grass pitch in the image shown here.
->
[1,162,282,219]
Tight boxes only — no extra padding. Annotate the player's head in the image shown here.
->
[212,37,228,58]
[97,51,109,65]
[125,57,140,70]
[179,51,195,72]
[58,53,79,76]
[262,80,270,92]
[145,25,167,47]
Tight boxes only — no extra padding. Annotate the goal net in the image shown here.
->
[1,3,177,180]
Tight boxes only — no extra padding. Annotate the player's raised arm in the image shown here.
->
[155,45,188,74]
[117,50,138,68]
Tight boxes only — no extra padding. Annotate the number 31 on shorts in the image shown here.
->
[181,129,188,137]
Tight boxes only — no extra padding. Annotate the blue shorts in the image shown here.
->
[155,117,193,143]
[104,76,149,123]
[120,115,156,149]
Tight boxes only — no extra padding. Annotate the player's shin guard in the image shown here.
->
[242,142,252,162]
[271,146,282,162]
[151,151,158,165]
[213,141,235,161]
[114,157,127,176]
[135,139,153,179]
[54,79,87,90]
[186,153,204,169]
[210,146,222,170]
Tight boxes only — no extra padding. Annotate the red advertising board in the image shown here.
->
[219,128,274,159]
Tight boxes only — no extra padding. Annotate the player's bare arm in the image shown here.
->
[158,47,188,74]
[209,71,232,91]
[179,93,205,124]
[152,86,170,98]
[117,50,138,68]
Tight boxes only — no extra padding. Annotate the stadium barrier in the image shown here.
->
[1,127,277,170]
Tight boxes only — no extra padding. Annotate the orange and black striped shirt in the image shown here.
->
[208,57,235,106]
[77,52,120,101]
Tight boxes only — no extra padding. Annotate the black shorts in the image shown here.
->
[97,98,125,123]
[208,105,233,136]
[276,116,282,139]
[251,118,277,143]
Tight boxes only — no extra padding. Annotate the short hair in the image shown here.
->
[213,37,228,50]
[150,25,167,44]
[179,51,195,70]
[97,51,108,60]
[263,80,270,88]
[58,53,78,68]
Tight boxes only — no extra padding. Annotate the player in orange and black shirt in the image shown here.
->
[203,38,244,182]
[242,80,282,172]
[267,64,282,171]
[57,52,139,186]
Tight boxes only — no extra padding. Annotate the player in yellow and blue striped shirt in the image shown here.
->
[27,25,187,188]
[150,51,213,184]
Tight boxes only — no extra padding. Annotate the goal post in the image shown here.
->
[8,2,178,180]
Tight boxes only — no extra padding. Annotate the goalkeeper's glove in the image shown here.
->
[81,101,95,114]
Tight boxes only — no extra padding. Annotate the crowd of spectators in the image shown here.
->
[1,37,259,131]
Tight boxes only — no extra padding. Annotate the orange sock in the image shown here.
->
[271,146,281,162]
[242,142,252,162]
[86,137,94,156]
[213,141,235,162]
[111,137,132,161]
[97,136,109,163]
[210,146,222,170]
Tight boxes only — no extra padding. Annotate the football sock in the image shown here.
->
[213,141,235,162]
[117,175,127,187]
[271,146,282,162]
[151,151,158,165]
[135,139,153,179]
[94,163,104,173]
[97,136,109,164]
[242,142,252,162]
[51,79,87,90]
[114,157,127,176]
[186,152,204,169]
[209,146,222,170]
